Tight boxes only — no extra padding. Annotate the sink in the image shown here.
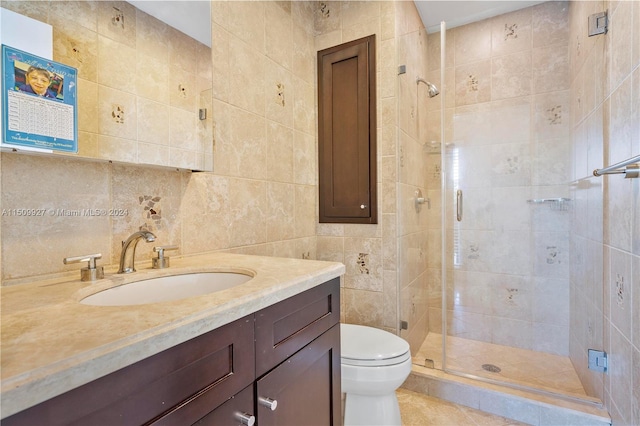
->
[80,272,253,306]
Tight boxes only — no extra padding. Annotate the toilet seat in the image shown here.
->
[341,324,411,367]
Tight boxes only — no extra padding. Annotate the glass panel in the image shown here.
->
[409,1,604,406]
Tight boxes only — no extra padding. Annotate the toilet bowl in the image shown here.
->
[341,323,412,426]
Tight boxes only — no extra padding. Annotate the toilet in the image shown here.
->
[340,323,412,426]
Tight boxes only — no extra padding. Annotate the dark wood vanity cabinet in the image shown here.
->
[3,278,341,426]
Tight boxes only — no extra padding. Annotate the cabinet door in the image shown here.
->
[256,324,341,426]
[192,385,255,426]
[318,35,377,224]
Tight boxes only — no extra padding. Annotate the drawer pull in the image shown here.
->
[234,412,255,426]
[258,396,278,411]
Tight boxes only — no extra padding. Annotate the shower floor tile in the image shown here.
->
[413,333,587,397]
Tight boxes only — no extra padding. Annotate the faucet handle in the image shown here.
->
[63,253,104,282]
[152,245,179,269]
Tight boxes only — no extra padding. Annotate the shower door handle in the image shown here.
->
[456,189,463,222]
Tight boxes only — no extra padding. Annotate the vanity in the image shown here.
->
[0,253,344,425]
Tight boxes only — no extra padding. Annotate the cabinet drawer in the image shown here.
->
[192,385,254,426]
[4,315,255,426]
[255,278,340,376]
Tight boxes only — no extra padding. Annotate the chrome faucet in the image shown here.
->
[117,230,156,274]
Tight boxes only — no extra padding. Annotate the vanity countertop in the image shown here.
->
[0,252,345,418]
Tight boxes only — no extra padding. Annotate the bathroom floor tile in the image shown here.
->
[397,388,527,426]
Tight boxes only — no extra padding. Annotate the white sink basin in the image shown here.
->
[80,272,253,306]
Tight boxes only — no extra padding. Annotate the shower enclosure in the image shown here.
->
[399,1,603,404]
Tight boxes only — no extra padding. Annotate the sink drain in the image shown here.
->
[482,364,501,373]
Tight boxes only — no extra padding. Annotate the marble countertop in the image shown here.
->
[0,252,345,418]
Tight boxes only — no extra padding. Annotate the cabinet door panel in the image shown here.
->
[255,278,340,376]
[256,324,341,426]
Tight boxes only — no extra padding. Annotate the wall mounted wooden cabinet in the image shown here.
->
[318,35,377,224]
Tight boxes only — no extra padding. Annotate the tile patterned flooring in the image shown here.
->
[397,389,527,425]
[413,333,587,397]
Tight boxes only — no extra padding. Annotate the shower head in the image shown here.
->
[416,77,440,98]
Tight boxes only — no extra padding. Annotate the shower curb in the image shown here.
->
[402,366,611,426]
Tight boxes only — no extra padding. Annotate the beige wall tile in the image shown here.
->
[227,107,267,179]
[265,61,293,128]
[455,60,491,106]
[295,184,317,238]
[169,66,197,112]
[532,1,570,48]
[292,23,315,83]
[168,26,197,73]
[266,182,296,242]
[52,23,98,82]
[97,1,136,48]
[533,44,570,94]
[136,52,170,104]
[98,85,137,140]
[491,51,532,100]
[138,143,170,167]
[265,2,292,70]
[342,1,379,32]
[137,98,170,146]
[226,1,265,52]
[228,37,265,115]
[343,288,384,326]
[293,130,318,185]
[1,0,49,23]
[1,154,111,279]
[229,178,267,247]
[211,24,230,103]
[78,78,99,133]
[491,7,532,57]
[608,0,634,92]
[170,107,199,152]
[267,121,294,183]
[97,35,137,94]
[135,8,169,60]
[454,19,492,66]
[181,173,232,253]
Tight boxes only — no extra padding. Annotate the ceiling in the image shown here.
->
[127,1,548,48]
[127,1,211,47]
[414,1,546,33]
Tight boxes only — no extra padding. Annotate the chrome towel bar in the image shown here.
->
[593,154,640,178]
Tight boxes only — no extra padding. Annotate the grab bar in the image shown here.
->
[593,154,640,178]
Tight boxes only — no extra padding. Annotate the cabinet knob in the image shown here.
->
[258,396,278,411]
[360,204,367,209]
[234,412,255,426]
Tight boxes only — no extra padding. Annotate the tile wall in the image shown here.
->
[1,0,213,170]
[0,1,320,282]
[568,1,640,424]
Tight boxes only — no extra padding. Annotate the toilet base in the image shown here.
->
[343,392,402,426]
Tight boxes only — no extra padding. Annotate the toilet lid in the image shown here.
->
[341,324,410,366]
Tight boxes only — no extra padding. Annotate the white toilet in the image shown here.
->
[340,323,412,426]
